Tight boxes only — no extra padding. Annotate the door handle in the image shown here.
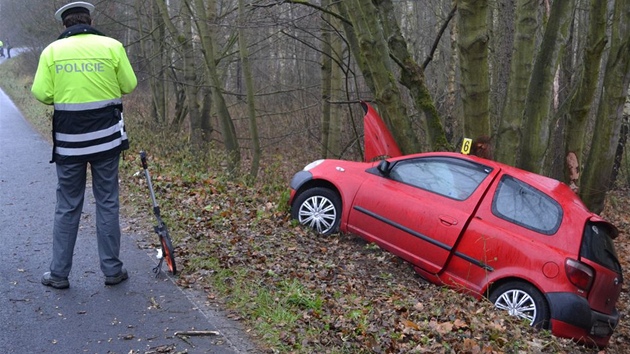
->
[439,215,458,226]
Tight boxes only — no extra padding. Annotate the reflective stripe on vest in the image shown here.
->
[54,98,122,111]
[54,118,126,156]
[55,121,122,142]
[55,137,124,156]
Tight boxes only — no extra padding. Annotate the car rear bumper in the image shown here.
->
[547,292,618,347]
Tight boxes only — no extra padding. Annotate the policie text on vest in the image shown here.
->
[55,62,105,74]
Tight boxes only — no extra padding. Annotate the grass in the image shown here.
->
[0,59,52,138]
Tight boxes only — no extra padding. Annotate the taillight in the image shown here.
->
[565,258,594,293]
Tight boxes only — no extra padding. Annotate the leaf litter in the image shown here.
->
[119,155,629,354]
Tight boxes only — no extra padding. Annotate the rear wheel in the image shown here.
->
[291,187,341,235]
[489,281,550,329]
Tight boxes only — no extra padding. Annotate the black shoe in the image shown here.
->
[42,272,70,289]
[105,268,129,286]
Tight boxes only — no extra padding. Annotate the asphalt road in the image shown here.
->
[0,81,258,352]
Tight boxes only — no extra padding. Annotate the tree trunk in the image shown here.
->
[138,0,168,124]
[489,0,515,128]
[337,0,419,155]
[238,0,261,180]
[320,0,332,159]
[446,0,460,144]
[580,0,630,213]
[376,0,450,152]
[328,23,344,158]
[335,4,376,96]
[611,114,629,186]
[495,0,539,165]
[190,0,241,174]
[172,86,187,127]
[563,0,607,191]
[155,0,188,129]
[518,0,576,174]
[457,0,491,141]
[181,3,203,147]
[200,84,213,139]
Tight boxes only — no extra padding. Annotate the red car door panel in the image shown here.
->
[347,156,495,274]
[579,221,624,315]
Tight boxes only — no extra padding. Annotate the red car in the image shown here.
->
[289,102,623,347]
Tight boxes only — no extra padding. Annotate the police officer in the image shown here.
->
[31,2,137,289]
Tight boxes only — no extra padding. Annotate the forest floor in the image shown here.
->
[118,150,630,354]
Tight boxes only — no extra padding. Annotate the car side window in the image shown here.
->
[492,175,562,235]
[388,157,489,200]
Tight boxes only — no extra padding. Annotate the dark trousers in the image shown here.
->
[51,155,124,278]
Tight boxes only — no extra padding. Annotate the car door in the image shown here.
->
[580,220,624,320]
[347,156,494,274]
[442,173,567,292]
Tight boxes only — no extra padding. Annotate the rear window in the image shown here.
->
[581,222,623,275]
[492,175,562,235]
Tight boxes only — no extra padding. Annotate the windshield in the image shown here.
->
[581,221,623,280]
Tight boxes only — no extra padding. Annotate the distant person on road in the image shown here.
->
[0,40,4,57]
[31,1,137,289]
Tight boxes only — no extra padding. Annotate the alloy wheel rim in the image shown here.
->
[494,289,537,324]
[298,196,337,234]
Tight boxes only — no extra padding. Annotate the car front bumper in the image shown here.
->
[290,170,313,191]
[288,170,313,205]
[547,292,619,347]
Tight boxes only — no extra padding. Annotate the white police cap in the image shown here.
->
[54,1,95,22]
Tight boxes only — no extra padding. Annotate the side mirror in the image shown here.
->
[377,159,391,176]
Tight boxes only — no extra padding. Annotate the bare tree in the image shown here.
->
[494,0,540,165]
[237,0,261,179]
[320,0,333,158]
[562,0,608,192]
[580,0,630,213]
[518,0,577,174]
[457,0,491,141]
[155,0,203,145]
[336,0,420,155]
[135,0,169,123]
[8,0,630,197]
[189,0,241,173]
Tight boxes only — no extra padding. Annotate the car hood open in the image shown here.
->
[361,101,402,162]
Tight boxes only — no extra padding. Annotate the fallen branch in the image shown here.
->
[174,330,221,337]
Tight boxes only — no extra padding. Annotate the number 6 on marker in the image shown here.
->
[461,138,472,155]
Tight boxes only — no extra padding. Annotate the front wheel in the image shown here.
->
[291,187,341,235]
[160,234,177,275]
[489,281,550,329]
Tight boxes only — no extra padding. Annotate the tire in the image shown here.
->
[160,235,177,275]
[291,187,341,235]
[489,281,550,329]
